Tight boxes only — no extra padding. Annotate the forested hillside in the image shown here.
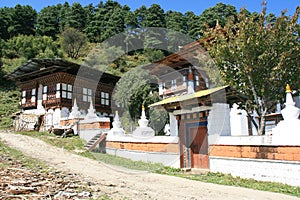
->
[0,1,243,128]
[0,1,289,128]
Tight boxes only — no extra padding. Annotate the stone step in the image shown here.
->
[85,133,107,151]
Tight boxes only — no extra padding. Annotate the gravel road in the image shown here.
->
[0,131,299,200]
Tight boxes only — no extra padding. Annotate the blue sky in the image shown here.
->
[0,0,299,16]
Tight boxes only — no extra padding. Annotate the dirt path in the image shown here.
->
[0,131,299,200]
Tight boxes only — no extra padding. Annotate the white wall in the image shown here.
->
[106,148,180,168]
[207,103,231,136]
[210,156,300,186]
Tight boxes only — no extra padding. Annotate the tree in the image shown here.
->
[60,27,89,59]
[8,5,37,37]
[113,67,158,124]
[3,35,61,59]
[36,6,60,38]
[65,3,88,31]
[199,3,237,30]
[165,11,189,52]
[0,7,13,40]
[185,11,201,39]
[84,2,105,43]
[144,4,166,50]
[203,7,300,135]
[58,2,71,32]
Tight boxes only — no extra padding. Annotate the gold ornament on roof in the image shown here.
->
[286,84,292,93]
[142,104,145,111]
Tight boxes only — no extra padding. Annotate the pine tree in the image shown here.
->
[185,11,201,39]
[0,7,12,40]
[36,6,60,38]
[8,5,37,37]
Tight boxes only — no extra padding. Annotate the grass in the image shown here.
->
[15,131,95,159]
[0,139,48,171]
[12,131,300,198]
[92,152,168,172]
[0,90,20,129]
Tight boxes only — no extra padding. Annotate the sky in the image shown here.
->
[0,0,299,17]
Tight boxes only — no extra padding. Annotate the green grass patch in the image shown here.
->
[92,152,167,172]
[0,139,48,171]
[15,131,95,159]
[183,172,300,197]
[0,90,20,129]
[15,131,300,198]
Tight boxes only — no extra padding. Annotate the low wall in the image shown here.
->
[60,118,110,141]
[106,148,180,168]
[106,135,180,167]
[209,135,300,186]
[107,141,179,153]
[210,156,300,186]
[210,145,300,162]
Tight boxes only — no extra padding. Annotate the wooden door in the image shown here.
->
[188,126,209,168]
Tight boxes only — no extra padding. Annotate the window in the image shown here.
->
[56,83,60,98]
[62,83,72,99]
[43,86,48,100]
[83,88,92,102]
[171,79,177,90]
[21,91,26,104]
[101,92,110,105]
[195,75,200,86]
[31,88,36,102]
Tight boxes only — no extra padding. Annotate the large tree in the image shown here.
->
[36,5,60,38]
[0,7,13,40]
[199,3,237,29]
[8,5,37,37]
[60,27,89,59]
[204,7,300,135]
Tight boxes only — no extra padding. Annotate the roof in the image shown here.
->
[142,40,205,76]
[5,58,120,83]
[149,85,245,108]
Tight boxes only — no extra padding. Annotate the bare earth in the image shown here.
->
[0,132,299,200]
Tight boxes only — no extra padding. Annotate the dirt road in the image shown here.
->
[0,132,299,200]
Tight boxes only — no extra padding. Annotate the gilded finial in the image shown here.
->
[286,84,292,93]
[142,104,145,111]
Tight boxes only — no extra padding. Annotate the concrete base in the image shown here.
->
[132,127,155,138]
[106,148,180,168]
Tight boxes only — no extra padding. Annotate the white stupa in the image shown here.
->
[132,105,155,138]
[107,110,125,136]
[69,99,81,119]
[272,84,300,136]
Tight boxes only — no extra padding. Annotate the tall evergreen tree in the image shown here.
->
[65,3,88,31]
[134,5,148,28]
[198,3,237,29]
[185,11,201,39]
[8,5,37,37]
[84,1,105,43]
[36,6,60,38]
[58,2,71,32]
[145,4,166,28]
[166,10,189,52]
[0,7,13,40]
[144,4,166,50]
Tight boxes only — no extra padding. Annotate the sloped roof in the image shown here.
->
[5,58,119,83]
[149,85,247,108]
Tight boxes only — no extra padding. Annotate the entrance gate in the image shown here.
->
[179,111,209,169]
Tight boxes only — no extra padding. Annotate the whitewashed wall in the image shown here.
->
[210,156,300,186]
